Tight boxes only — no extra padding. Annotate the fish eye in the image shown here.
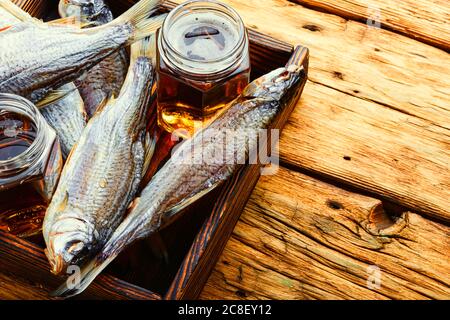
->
[66,240,85,254]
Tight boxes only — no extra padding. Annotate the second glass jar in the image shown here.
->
[157,0,250,137]
[0,94,63,238]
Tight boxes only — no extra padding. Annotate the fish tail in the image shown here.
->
[129,13,167,44]
[47,16,94,29]
[106,0,165,43]
[112,0,161,27]
[130,33,157,64]
[35,87,77,109]
[286,45,309,68]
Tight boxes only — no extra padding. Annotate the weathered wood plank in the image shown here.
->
[291,0,450,51]
[152,0,450,221]
[0,272,55,300]
[170,0,449,130]
[279,81,450,222]
[11,0,49,18]
[0,230,161,300]
[201,168,450,300]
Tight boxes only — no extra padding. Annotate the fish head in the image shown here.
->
[59,0,113,24]
[243,65,305,102]
[44,208,95,275]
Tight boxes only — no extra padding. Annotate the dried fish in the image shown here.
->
[59,0,129,118]
[53,47,306,297]
[0,0,164,104]
[43,37,158,275]
[40,83,87,159]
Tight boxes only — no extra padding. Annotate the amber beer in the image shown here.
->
[0,94,62,238]
[157,0,250,137]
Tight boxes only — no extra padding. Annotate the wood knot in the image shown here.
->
[333,71,344,80]
[327,200,344,210]
[302,24,321,32]
[364,203,408,237]
[235,289,248,298]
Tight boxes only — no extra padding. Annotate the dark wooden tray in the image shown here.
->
[0,0,309,300]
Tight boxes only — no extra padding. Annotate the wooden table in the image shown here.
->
[1,0,448,300]
[198,0,450,300]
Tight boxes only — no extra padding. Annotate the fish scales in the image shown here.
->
[0,21,132,103]
[43,38,156,275]
[0,0,164,103]
[52,47,307,298]
[0,1,88,158]
[59,0,129,118]
[40,83,88,158]
[76,49,128,117]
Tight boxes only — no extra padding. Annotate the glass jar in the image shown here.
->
[0,94,63,238]
[157,0,250,137]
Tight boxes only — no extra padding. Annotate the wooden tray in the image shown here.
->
[0,0,309,300]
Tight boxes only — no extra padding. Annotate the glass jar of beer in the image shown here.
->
[157,0,250,137]
[0,94,63,238]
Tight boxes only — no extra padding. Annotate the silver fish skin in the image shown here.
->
[53,47,307,298]
[40,83,88,159]
[0,0,163,103]
[59,0,129,118]
[43,39,156,275]
[76,49,129,118]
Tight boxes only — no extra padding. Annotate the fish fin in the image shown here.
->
[143,131,157,177]
[126,197,140,216]
[160,181,224,230]
[129,13,167,44]
[108,0,161,26]
[46,16,93,28]
[0,0,36,23]
[102,0,165,43]
[65,141,78,162]
[130,34,157,64]
[90,95,110,116]
[57,192,70,212]
[35,87,75,109]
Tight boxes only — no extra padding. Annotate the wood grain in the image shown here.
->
[200,167,450,300]
[6,0,449,301]
[0,272,55,300]
[11,0,49,18]
[2,0,308,300]
[166,46,309,300]
[291,0,450,51]
[279,81,450,222]
[0,230,161,300]
[167,0,450,131]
